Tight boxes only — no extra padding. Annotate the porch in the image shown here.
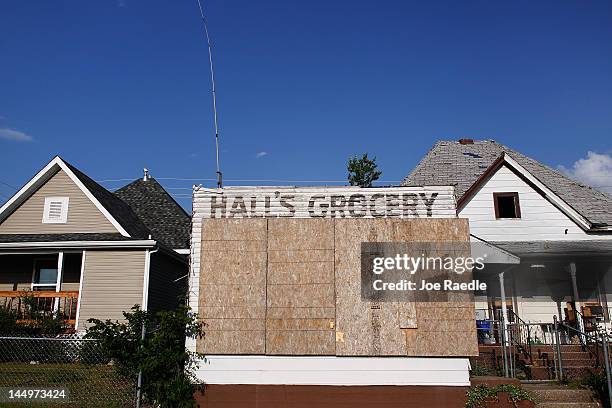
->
[0,252,83,330]
[471,239,612,381]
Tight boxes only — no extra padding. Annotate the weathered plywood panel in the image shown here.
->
[334,219,407,356]
[266,219,336,355]
[195,215,477,357]
[334,218,477,357]
[198,219,267,355]
[266,331,336,355]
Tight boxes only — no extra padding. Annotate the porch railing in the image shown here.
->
[0,290,79,327]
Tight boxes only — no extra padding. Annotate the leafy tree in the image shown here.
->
[347,153,382,187]
[86,305,205,407]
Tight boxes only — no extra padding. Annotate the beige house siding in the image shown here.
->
[77,250,146,330]
[0,169,117,234]
[147,252,187,314]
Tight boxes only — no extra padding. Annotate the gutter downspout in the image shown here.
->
[136,243,158,408]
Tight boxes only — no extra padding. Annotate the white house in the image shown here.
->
[403,139,612,337]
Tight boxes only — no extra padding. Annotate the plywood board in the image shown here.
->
[334,219,408,356]
[198,219,267,355]
[334,218,477,357]
[196,217,477,357]
[266,219,336,355]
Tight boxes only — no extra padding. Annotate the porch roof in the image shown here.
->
[0,233,131,242]
[492,240,612,257]
[0,233,157,250]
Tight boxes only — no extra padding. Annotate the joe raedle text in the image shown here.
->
[372,278,487,292]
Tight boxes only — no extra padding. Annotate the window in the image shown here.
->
[493,192,521,219]
[42,197,69,223]
[33,259,58,291]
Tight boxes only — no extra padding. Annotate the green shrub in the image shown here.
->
[469,361,492,377]
[86,305,204,408]
[0,307,19,335]
[466,384,535,408]
[0,292,69,337]
[580,370,610,408]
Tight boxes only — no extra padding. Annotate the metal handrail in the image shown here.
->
[554,315,612,408]
[508,309,533,364]
[557,318,601,365]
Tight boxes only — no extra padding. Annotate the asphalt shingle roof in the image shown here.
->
[114,178,190,249]
[64,161,151,239]
[402,140,612,227]
[0,233,131,243]
[493,240,612,256]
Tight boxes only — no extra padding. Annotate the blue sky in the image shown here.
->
[1,0,611,209]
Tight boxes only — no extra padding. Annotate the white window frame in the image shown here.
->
[31,257,60,291]
[42,197,69,224]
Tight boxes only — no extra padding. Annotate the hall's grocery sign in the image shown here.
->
[193,186,456,219]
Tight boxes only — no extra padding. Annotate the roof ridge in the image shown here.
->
[115,177,190,218]
[113,177,190,249]
[402,139,612,227]
[497,143,612,200]
[401,140,448,186]
[62,159,151,238]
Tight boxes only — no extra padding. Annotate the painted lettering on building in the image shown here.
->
[195,187,456,219]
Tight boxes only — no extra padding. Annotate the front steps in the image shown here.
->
[476,344,600,381]
[529,345,597,381]
[521,382,599,408]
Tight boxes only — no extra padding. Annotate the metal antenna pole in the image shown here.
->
[196,0,222,188]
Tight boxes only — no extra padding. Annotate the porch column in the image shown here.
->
[499,271,510,377]
[54,252,64,313]
[569,262,585,339]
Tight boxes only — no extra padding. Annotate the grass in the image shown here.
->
[0,363,135,407]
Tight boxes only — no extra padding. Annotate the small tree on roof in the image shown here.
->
[347,153,382,187]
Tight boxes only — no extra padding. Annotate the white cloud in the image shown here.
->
[255,151,268,158]
[558,151,612,193]
[0,128,33,142]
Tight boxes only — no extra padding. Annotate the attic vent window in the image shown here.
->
[493,192,521,219]
[43,197,69,223]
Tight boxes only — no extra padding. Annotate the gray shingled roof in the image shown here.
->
[402,140,612,227]
[0,233,131,243]
[114,178,190,249]
[493,240,612,256]
[64,161,151,239]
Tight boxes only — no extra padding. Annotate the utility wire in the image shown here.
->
[0,180,18,190]
[96,177,404,183]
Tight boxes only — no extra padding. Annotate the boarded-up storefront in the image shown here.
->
[188,186,477,390]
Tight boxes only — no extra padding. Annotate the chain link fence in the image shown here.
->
[0,334,138,407]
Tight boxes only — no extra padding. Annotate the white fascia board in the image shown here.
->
[0,240,157,250]
[0,158,60,223]
[55,158,131,237]
[174,248,190,255]
[591,226,612,232]
[503,154,592,231]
